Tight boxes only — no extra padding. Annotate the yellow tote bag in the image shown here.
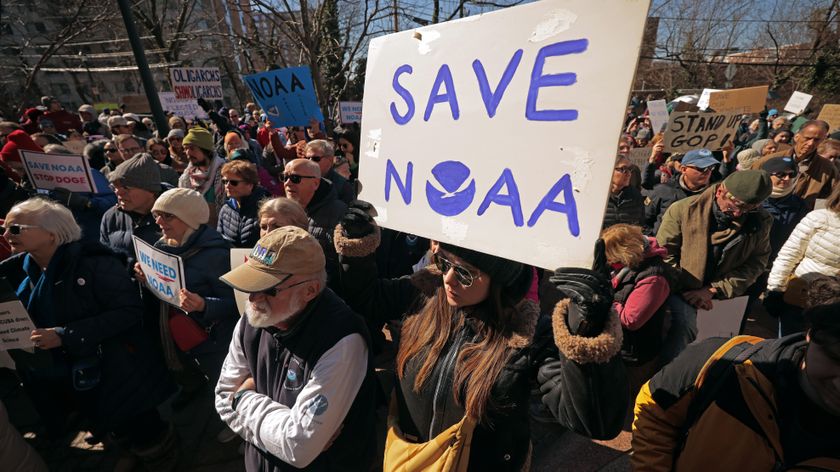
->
[383,394,476,472]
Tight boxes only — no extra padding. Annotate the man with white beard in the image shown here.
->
[215,226,377,471]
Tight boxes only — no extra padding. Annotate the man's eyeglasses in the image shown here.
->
[722,191,759,214]
[771,171,796,180]
[259,274,315,297]
[105,148,119,154]
[614,166,633,174]
[222,178,241,187]
[282,173,318,184]
[433,253,477,287]
[684,165,715,174]
[152,211,177,221]
[0,224,39,235]
[307,155,325,163]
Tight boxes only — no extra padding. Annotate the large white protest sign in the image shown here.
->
[358,0,651,269]
[784,91,812,115]
[159,92,209,120]
[133,237,186,307]
[170,67,223,101]
[0,296,36,351]
[20,150,96,193]
[647,99,668,134]
[230,249,251,315]
[339,101,363,124]
[663,111,741,153]
[696,296,749,341]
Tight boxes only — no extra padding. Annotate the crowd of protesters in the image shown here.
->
[0,91,837,472]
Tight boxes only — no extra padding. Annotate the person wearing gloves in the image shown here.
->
[332,202,628,471]
[765,184,840,335]
[215,227,377,471]
[133,188,236,418]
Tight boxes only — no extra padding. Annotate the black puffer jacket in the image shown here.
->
[334,227,628,471]
[99,206,160,265]
[602,186,645,230]
[0,241,174,434]
[307,179,347,288]
[644,177,708,235]
[217,186,270,248]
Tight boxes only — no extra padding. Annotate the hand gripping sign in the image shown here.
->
[133,237,186,307]
[357,0,651,269]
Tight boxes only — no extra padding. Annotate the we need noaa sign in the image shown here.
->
[358,0,650,269]
[133,237,186,307]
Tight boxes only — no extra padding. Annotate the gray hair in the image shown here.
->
[43,144,73,155]
[305,139,334,157]
[258,197,309,230]
[287,158,322,179]
[8,197,81,245]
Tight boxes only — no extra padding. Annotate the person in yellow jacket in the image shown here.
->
[631,276,840,471]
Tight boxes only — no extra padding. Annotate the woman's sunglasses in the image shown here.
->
[433,253,476,287]
[0,224,39,235]
[222,179,242,187]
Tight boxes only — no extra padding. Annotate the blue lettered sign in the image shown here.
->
[358,0,651,269]
[133,236,186,308]
[243,67,324,127]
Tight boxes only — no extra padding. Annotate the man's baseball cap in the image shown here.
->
[681,148,720,168]
[220,227,325,293]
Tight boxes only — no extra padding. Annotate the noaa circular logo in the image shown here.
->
[308,394,329,416]
[425,161,476,216]
[287,370,297,382]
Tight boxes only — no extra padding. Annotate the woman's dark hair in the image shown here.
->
[84,139,109,169]
[334,129,360,157]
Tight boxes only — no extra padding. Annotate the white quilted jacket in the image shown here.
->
[767,209,840,291]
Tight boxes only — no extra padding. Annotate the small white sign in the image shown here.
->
[339,101,363,124]
[133,237,186,307]
[647,99,669,134]
[0,299,36,351]
[159,92,209,120]
[696,296,749,341]
[784,91,813,115]
[229,248,251,316]
[697,88,721,110]
[19,150,96,193]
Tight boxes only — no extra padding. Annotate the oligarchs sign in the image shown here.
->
[170,67,224,100]
[357,0,650,269]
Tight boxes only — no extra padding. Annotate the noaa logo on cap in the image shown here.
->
[697,149,712,157]
[782,157,793,164]
[250,244,277,265]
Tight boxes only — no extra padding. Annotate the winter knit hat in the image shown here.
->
[722,169,772,204]
[736,149,761,170]
[152,188,209,229]
[183,127,214,153]
[108,153,161,193]
[1,130,43,163]
[166,128,185,140]
[761,156,798,176]
[751,139,773,154]
[438,243,533,303]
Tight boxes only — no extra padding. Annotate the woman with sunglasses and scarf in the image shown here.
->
[132,189,237,436]
[217,160,271,248]
[0,198,178,469]
[333,203,627,471]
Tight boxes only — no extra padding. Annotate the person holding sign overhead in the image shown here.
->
[0,197,177,470]
[333,203,627,471]
[133,188,236,437]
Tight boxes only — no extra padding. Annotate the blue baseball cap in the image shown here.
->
[682,148,720,169]
[768,108,779,117]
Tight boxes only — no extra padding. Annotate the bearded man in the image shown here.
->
[215,227,377,471]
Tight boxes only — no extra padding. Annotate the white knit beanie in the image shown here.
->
[152,188,209,229]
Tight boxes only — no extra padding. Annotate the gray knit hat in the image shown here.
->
[108,153,161,193]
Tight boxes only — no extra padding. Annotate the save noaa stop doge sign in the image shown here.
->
[358,0,651,269]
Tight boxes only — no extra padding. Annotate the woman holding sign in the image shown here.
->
[0,197,178,469]
[133,188,236,434]
[333,202,627,471]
